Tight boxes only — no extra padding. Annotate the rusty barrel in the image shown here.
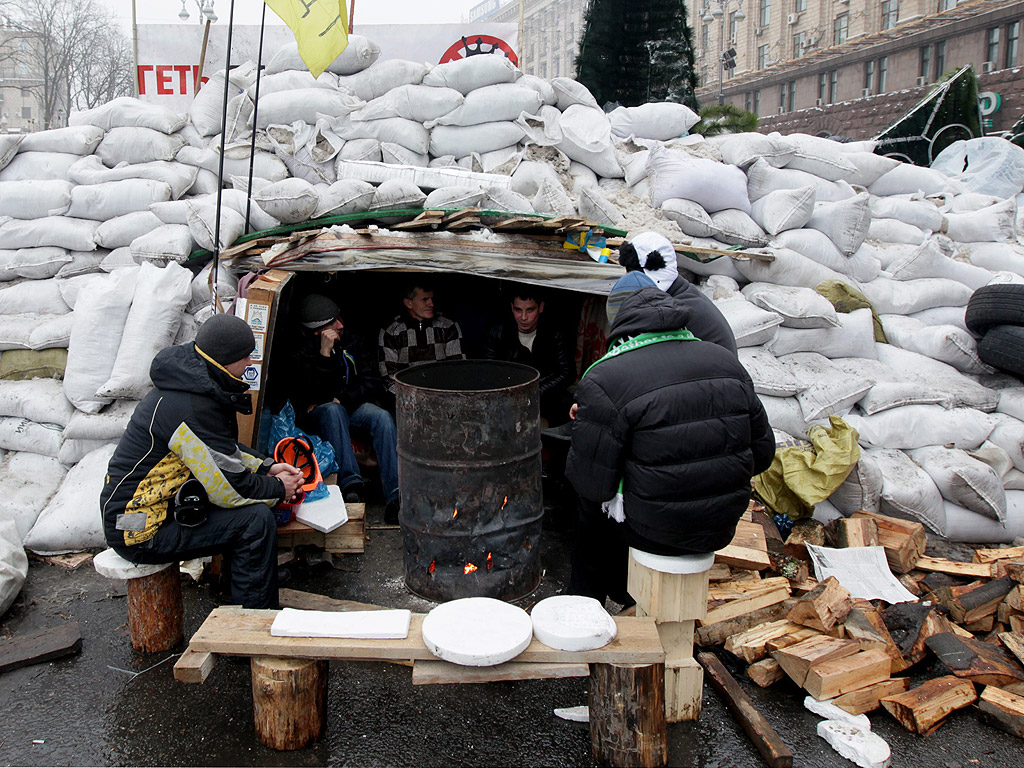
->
[394,360,543,602]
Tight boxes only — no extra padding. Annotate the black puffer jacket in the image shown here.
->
[483,319,575,402]
[566,288,774,554]
[666,275,738,355]
[288,329,384,415]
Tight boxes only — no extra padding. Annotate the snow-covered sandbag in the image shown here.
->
[129,224,195,264]
[710,209,769,247]
[519,74,556,106]
[746,157,846,203]
[886,240,992,290]
[577,185,625,228]
[352,84,464,123]
[69,97,186,133]
[312,178,376,217]
[190,62,256,136]
[869,163,960,197]
[717,132,794,170]
[0,517,27,615]
[749,185,816,236]
[22,442,116,555]
[780,352,874,421]
[738,348,805,397]
[908,445,1006,522]
[252,178,319,224]
[829,450,884,515]
[432,83,542,127]
[246,69,338,99]
[65,179,172,221]
[867,218,926,244]
[846,405,996,450]
[757,395,823,438]
[517,106,564,149]
[424,186,486,210]
[648,146,748,212]
[254,88,363,130]
[549,77,600,111]
[67,155,197,200]
[266,34,380,76]
[95,262,191,401]
[734,247,848,290]
[0,180,73,219]
[533,179,576,216]
[0,217,98,251]
[608,102,699,141]
[880,314,988,373]
[713,298,783,347]
[942,494,1024,543]
[335,59,429,102]
[0,151,80,182]
[834,357,944,415]
[369,179,426,211]
[510,161,565,198]
[484,187,534,213]
[784,134,857,181]
[766,308,876,359]
[185,202,246,251]
[0,417,62,456]
[430,122,525,159]
[380,142,427,167]
[774,229,877,283]
[805,193,871,257]
[616,145,649,187]
[861,276,971,315]
[742,283,840,329]
[94,127,186,166]
[55,252,106,279]
[0,378,73,427]
[931,137,1024,199]
[846,152,901,187]
[0,453,66,542]
[175,145,290,184]
[874,344,998,411]
[10,248,72,280]
[94,212,163,249]
[0,279,70,315]
[557,105,622,179]
[0,313,73,351]
[423,54,520,94]
[960,241,1024,272]
[944,199,1017,243]
[660,198,715,237]
[868,196,945,232]
[869,447,946,533]
[908,305,970,332]
[21,125,103,156]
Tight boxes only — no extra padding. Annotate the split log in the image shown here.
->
[965,615,996,633]
[897,574,924,597]
[1006,585,1024,612]
[881,675,977,735]
[772,635,860,688]
[127,565,184,653]
[783,519,825,561]
[843,600,909,673]
[698,652,793,768]
[703,580,792,626]
[1012,615,1024,634]
[707,563,734,582]
[786,577,852,632]
[999,631,1024,667]
[915,555,992,580]
[0,622,81,674]
[995,560,1024,583]
[251,656,328,751]
[925,632,1024,688]
[748,657,785,688]
[716,520,771,571]
[978,685,1024,738]
[974,545,1024,564]
[833,678,910,715]
[764,626,823,655]
[695,599,797,647]
[997,602,1022,625]
[803,648,892,701]
[851,511,925,573]
[724,620,806,664]
[589,663,667,768]
[883,602,965,667]
[935,577,1016,624]
[825,517,879,549]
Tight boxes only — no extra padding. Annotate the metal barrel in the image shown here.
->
[394,360,543,602]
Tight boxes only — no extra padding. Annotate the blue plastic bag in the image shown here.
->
[268,401,338,502]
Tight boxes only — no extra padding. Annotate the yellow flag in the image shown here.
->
[263,0,349,78]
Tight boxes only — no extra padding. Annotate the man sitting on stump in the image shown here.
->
[100,313,303,610]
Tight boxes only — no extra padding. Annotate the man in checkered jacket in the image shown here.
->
[378,282,465,396]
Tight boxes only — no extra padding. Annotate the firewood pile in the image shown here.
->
[706,504,1024,739]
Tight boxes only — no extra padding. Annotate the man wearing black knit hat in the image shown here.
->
[100,313,304,609]
[289,294,401,524]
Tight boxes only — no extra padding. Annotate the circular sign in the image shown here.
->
[439,34,519,66]
[979,90,1002,116]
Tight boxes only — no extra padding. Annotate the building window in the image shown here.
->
[935,40,946,77]
[758,44,770,69]
[540,61,547,78]
[829,69,839,103]
[759,0,770,28]
[878,56,888,91]
[20,87,30,98]
[834,14,849,45]
[864,60,875,94]
[745,91,752,112]
[553,56,561,77]
[754,89,761,114]
[986,28,1000,66]
[787,80,796,111]
[21,105,31,119]
[818,72,828,103]
[702,23,710,52]
[728,12,739,43]
[1007,21,1020,68]
[794,0,807,11]
[938,0,957,9]
[779,83,787,112]
[881,0,899,30]
[793,31,806,57]
[919,45,931,79]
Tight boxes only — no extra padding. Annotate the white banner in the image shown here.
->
[136,23,519,114]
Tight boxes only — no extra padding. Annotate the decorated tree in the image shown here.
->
[575,0,699,110]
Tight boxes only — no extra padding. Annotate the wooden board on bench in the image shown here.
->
[411,660,590,685]
[276,503,364,554]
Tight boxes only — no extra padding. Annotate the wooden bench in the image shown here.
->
[275,502,365,555]
[175,605,669,766]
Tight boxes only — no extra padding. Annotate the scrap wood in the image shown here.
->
[411,660,589,686]
[833,678,910,716]
[883,601,969,668]
[925,632,1024,688]
[1007,585,1024,612]
[698,651,793,768]
[915,555,992,580]
[0,622,81,674]
[994,561,1024,583]
[803,648,892,701]
[850,511,925,574]
[748,657,785,688]
[764,626,823,655]
[772,635,860,688]
[786,576,852,632]
[880,675,977,735]
[844,600,909,673]
[978,685,1024,738]
[35,552,93,570]
[724,619,807,664]
[999,632,1024,667]
[715,519,771,570]
[173,647,217,684]
[696,599,797,647]
[703,584,792,626]
[279,588,387,613]
[974,546,1024,564]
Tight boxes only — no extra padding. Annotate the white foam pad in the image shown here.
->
[816,720,891,768]
[93,548,174,580]
[530,595,617,652]
[630,548,715,574]
[295,484,348,533]
[270,607,412,639]
[421,597,533,667]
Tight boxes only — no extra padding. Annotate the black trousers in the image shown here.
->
[114,503,279,609]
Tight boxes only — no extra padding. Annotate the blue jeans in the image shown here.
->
[307,401,399,503]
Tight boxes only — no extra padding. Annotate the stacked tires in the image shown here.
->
[967,284,1024,377]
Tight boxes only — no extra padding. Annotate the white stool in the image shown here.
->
[95,549,184,653]
[627,548,714,723]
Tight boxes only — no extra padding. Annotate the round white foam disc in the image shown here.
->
[421,597,534,667]
[93,548,174,580]
[530,595,617,652]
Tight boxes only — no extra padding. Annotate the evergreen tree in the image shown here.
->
[575,0,699,110]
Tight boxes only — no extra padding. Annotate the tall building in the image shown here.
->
[0,20,45,133]
[483,0,588,78]
[689,0,1024,136]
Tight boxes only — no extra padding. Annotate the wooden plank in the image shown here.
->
[974,546,1024,564]
[411,660,589,685]
[833,678,910,715]
[276,503,365,554]
[764,627,823,655]
[173,648,217,684]
[716,520,771,570]
[698,652,794,768]
[696,599,797,647]
[709,576,791,601]
[915,555,992,580]
[0,622,81,674]
[702,587,791,627]
[851,511,925,573]
[278,589,387,613]
[803,648,892,701]
[978,685,1024,738]
[187,607,665,664]
[881,675,977,735]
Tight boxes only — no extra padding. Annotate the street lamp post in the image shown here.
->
[702,0,744,106]
[177,1,218,94]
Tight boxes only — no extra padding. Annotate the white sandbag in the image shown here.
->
[94,127,186,166]
[944,199,1017,243]
[519,74,556,106]
[845,405,996,450]
[0,279,70,315]
[713,298,783,347]
[335,59,429,102]
[94,212,163,249]
[266,34,380,76]
[557,105,622,179]
[866,218,926,244]
[432,83,542,127]
[998,389,1024,423]
[510,161,564,198]
[57,273,109,310]
[255,89,363,130]
[21,125,102,157]
[868,447,947,534]
[423,54,519,93]
[829,451,883,515]
[986,413,1024,472]
[424,186,486,210]
[187,263,238,314]
[855,241,918,271]
[718,132,794,170]
[532,179,576,216]
[757,395,823,438]
[869,163,960,196]
[185,202,246,251]
[879,314,988,373]
[710,210,769,248]
[65,179,172,221]
[0,378,73,427]
[352,84,464,123]
[252,178,320,224]
[0,217,98,251]
[945,191,1004,212]
[246,69,338,98]
[430,123,525,159]
[772,229,873,281]
[96,262,192,400]
[734,247,848,290]
[886,240,992,290]
[100,248,138,271]
[746,157,848,203]
[738,348,805,397]
[313,178,376,217]
[649,146,749,212]
[661,198,715,237]
[478,146,521,175]
[0,135,21,172]
[484,187,534,213]
[0,453,66,542]
[0,417,62,456]
[0,180,73,219]
[11,248,72,280]
[805,193,871,257]
[742,282,840,329]
[908,305,970,332]
[577,185,625,228]
[868,196,945,232]
[766,308,876,359]
[334,160,512,193]
[608,102,699,141]
[175,145,290,184]
[69,97,186,133]
[381,143,429,168]
[543,77,597,110]
[780,352,874,422]
[517,106,564,149]
[616,146,649,188]
[834,356,943,415]
[784,134,857,181]
[0,517,27,615]
[326,114,430,155]
[190,62,256,136]
[56,252,106,279]
[369,179,426,211]
[67,156,197,200]
[58,437,115,466]
[749,185,816,236]
[0,151,79,182]
[0,313,72,351]
[942,494,1024,543]
[960,241,1024,272]
[907,445,1006,522]
[931,137,1024,199]
[861,276,972,315]
[874,343,998,411]
[846,152,901,187]
[22,442,116,555]
[129,224,195,264]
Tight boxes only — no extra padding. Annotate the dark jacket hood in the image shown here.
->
[609,287,692,341]
[150,343,252,413]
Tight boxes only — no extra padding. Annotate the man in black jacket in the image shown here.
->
[290,294,400,523]
[565,272,774,606]
[483,289,576,426]
[101,314,303,609]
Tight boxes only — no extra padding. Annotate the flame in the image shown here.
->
[464,562,478,575]
[452,507,459,519]
[500,496,508,510]
[428,560,436,573]
[486,552,493,570]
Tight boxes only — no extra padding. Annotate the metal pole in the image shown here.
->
[717,10,724,105]
[132,0,139,98]
[245,2,268,234]
[349,0,355,32]
[518,0,525,68]
[212,0,236,314]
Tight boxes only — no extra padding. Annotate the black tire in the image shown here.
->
[978,324,1024,378]
[965,284,1024,335]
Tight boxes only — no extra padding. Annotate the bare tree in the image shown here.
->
[71,24,134,112]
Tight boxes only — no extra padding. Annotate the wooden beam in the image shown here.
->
[716,519,772,570]
[915,555,992,580]
[411,660,589,685]
[278,588,386,613]
[698,652,793,768]
[0,622,82,674]
[173,648,217,684]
